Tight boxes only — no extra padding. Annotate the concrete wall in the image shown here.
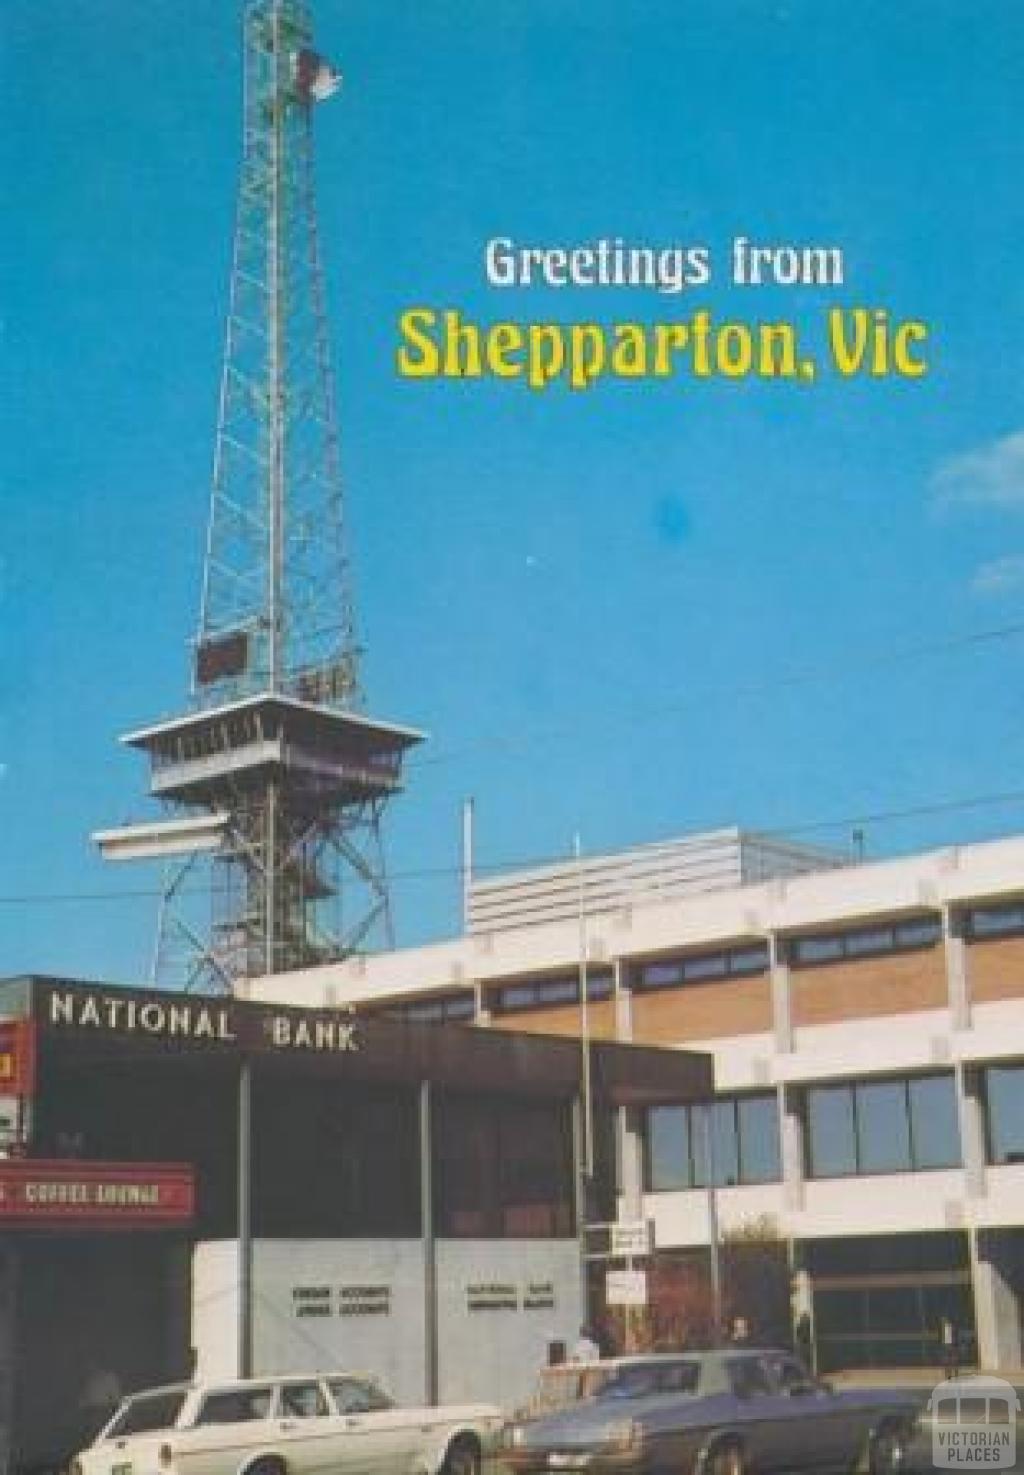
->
[192,1237,582,1412]
[435,1240,583,1410]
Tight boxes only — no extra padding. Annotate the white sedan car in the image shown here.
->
[73,1372,503,1475]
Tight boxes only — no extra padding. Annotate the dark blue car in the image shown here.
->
[502,1350,919,1475]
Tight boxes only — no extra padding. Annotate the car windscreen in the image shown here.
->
[595,1363,700,1400]
[105,1390,189,1438]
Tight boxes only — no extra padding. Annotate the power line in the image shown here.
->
[406,616,1024,772]
[5,783,1024,909]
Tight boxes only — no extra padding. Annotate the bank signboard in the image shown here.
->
[0,1160,195,1227]
[35,981,360,1057]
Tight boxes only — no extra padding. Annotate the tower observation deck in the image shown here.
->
[96,0,423,990]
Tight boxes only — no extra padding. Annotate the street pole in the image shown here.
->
[237,1056,253,1377]
[419,1080,438,1405]
[701,1102,723,1341]
[574,834,594,1181]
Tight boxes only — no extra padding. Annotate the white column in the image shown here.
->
[770,934,793,1054]
[958,1065,988,1201]
[617,1107,644,1221]
[973,1238,1023,1369]
[780,1084,806,1212]
[613,958,632,1042]
[943,906,971,1031]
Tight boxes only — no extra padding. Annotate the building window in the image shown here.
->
[985,1064,1024,1165]
[806,1073,961,1178]
[402,993,476,1024]
[434,1095,574,1237]
[967,902,1024,940]
[489,970,613,1015]
[365,991,476,1025]
[643,1093,780,1190]
[631,943,769,993]
[791,915,941,967]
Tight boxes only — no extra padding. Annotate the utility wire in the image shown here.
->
[4,784,1024,909]
[405,616,1024,771]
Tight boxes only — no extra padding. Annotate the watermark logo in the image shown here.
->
[929,1375,1020,1469]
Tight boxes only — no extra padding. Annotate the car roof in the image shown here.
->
[125,1372,381,1399]
[559,1347,790,1369]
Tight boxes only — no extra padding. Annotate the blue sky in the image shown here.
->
[4,0,1024,982]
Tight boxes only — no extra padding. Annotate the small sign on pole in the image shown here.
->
[606,1268,648,1307]
[610,1220,653,1258]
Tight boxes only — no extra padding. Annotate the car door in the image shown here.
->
[325,1376,414,1475]
[762,1354,851,1473]
[176,1384,277,1475]
[723,1355,797,1472]
[271,1381,341,1475]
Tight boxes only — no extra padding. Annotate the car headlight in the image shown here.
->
[603,1419,643,1453]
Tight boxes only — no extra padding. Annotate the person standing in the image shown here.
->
[570,1324,601,1362]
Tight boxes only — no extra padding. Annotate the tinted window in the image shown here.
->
[683,954,728,981]
[645,1094,780,1190]
[107,1390,188,1437]
[769,1356,813,1392]
[856,1081,912,1173]
[808,1075,960,1177]
[793,917,940,965]
[909,1076,961,1169]
[647,1106,691,1192]
[435,1096,573,1237]
[969,903,1024,938]
[987,1065,1024,1165]
[596,1363,699,1399]
[196,1387,274,1425]
[633,945,769,991]
[897,919,943,948]
[692,1102,738,1188]
[328,1378,393,1414]
[729,1360,772,1398]
[807,1085,857,1177]
[845,928,894,957]
[279,1383,328,1418]
[795,935,843,964]
[737,1096,781,1184]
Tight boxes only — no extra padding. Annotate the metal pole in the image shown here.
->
[701,1102,723,1341]
[572,1096,589,1329]
[265,780,277,978]
[574,835,594,1180]
[419,1080,438,1405]
[462,799,474,932]
[237,1057,253,1378]
[267,4,284,693]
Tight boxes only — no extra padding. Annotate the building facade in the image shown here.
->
[250,830,1024,1374]
[0,977,710,1474]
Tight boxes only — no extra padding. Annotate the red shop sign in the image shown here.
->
[0,1019,36,1096]
[0,1160,195,1227]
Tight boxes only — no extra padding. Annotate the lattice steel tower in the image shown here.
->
[96,0,423,991]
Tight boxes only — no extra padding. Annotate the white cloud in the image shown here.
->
[932,430,1024,510]
[970,556,1024,597]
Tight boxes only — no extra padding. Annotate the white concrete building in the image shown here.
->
[252,829,1024,1374]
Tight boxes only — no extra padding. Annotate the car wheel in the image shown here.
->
[244,1458,287,1475]
[443,1435,481,1475]
[703,1440,745,1475]
[869,1422,908,1475]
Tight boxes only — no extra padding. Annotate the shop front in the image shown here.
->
[0,976,713,1474]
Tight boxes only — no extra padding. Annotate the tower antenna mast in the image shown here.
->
[95,0,423,992]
